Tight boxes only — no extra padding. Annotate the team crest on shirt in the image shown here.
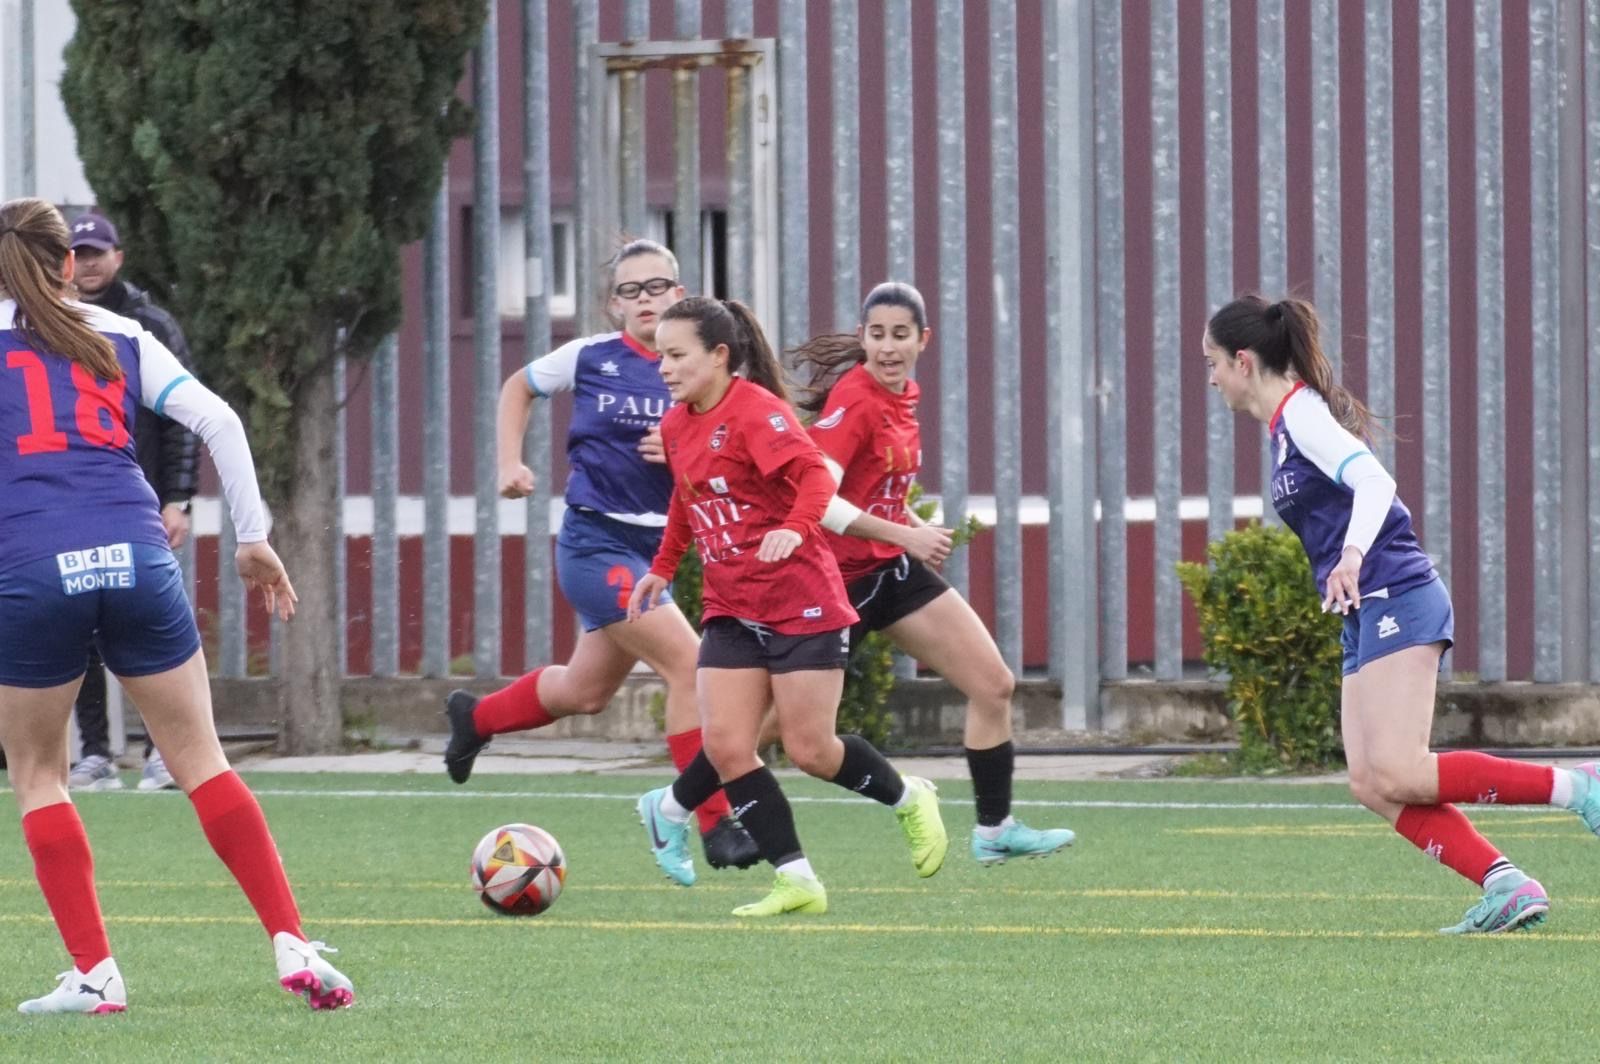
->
[814,406,846,430]
[709,424,728,451]
[768,413,789,432]
[710,476,729,494]
[599,360,621,377]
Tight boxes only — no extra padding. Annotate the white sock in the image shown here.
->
[776,857,817,882]
[1550,769,1576,810]
[892,777,921,810]
[657,788,691,823]
[974,816,1015,841]
[1481,858,1524,894]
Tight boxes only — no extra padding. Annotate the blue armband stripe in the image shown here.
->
[1334,450,1371,485]
[524,364,548,398]
[153,375,193,416]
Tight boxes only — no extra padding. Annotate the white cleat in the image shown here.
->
[18,957,126,1015]
[273,932,354,1010]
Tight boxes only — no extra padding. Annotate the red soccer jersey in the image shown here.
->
[653,378,857,634]
[808,365,923,583]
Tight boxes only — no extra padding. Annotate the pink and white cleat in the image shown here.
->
[18,956,126,1015]
[273,932,354,1010]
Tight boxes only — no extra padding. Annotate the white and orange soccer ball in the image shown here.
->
[470,823,567,916]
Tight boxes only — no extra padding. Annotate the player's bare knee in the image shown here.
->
[569,689,612,716]
[965,667,1015,719]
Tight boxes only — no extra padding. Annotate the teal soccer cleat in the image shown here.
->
[637,787,696,887]
[1567,763,1600,836]
[1440,876,1549,935]
[971,821,1077,865]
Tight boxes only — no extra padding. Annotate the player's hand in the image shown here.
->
[161,502,191,549]
[901,523,953,566]
[499,463,536,499]
[627,572,669,621]
[235,541,298,622]
[1321,545,1363,615]
[756,529,803,562]
[638,425,667,464]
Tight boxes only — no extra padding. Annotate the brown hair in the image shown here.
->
[0,198,120,380]
[1207,294,1374,438]
[659,296,791,405]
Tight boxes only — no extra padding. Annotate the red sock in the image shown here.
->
[190,771,303,940]
[1395,804,1502,885]
[667,728,733,834]
[22,803,111,972]
[1436,751,1555,806]
[472,667,554,737]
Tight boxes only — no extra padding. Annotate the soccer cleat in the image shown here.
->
[1567,763,1600,836]
[18,957,126,1015]
[443,690,488,785]
[1439,876,1550,935]
[893,776,949,878]
[67,754,123,792]
[637,788,696,886]
[731,872,828,917]
[702,817,761,870]
[137,750,177,792]
[273,932,354,1010]
[970,820,1077,865]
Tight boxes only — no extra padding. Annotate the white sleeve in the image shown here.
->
[818,456,863,533]
[1282,390,1395,557]
[523,335,590,397]
[135,330,269,543]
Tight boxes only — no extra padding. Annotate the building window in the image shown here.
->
[497,209,577,320]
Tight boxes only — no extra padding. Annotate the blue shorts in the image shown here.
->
[1340,577,1454,677]
[556,508,673,632]
[0,542,201,688]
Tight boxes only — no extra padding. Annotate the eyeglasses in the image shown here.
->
[613,277,677,300]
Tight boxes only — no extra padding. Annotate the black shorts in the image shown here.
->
[846,554,951,651]
[698,617,851,674]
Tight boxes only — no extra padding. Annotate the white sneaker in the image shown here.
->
[18,957,126,1015]
[67,755,123,792]
[137,750,177,792]
[273,932,354,1010]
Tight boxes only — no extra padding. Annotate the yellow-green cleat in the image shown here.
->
[894,776,948,878]
[731,872,828,917]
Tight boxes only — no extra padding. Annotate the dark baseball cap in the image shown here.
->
[70,214,120,251]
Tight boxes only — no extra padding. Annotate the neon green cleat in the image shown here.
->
[971,820,1076,865]
[894,776,948,878]
[731,872,828,917]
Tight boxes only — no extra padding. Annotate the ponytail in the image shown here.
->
[788,333,864,416]
[720,299,790,405]
[0,198,120,381]
[1208,293,1377,439]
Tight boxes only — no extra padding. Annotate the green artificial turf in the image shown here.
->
[1,771,1596,1061]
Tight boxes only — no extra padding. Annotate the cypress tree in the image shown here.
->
[62,1,486,752]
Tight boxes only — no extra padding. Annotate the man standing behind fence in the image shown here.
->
[65,212,199,792]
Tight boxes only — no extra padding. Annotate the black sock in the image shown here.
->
[722,766,804,868]
[831,734,907,806]
[966,740,1014,827]
[670,750,722,814]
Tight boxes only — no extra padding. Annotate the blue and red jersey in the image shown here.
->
[0,301,177,569]
[525,331,672,525]
[1270,382,1436,600]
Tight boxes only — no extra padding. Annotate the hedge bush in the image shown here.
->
[1175,522,1345,771]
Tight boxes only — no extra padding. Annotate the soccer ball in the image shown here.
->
[469,823,567,916]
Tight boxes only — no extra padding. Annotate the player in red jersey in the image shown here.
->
[794,282,1077,865]
[628,297,948,916]
[0,198,351,1013]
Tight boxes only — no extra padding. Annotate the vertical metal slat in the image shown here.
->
[989,1,1023,674]
[525,0,554,670]
[473,14,503,679]
[936,0,969,598]
[1474,0,1507,680]
[1150,0,1182,681]
[1204,0,1234,548]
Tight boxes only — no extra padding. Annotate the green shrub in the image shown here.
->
[1175,523,1345,771]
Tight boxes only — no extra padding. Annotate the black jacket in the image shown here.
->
[85,280,201,507]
